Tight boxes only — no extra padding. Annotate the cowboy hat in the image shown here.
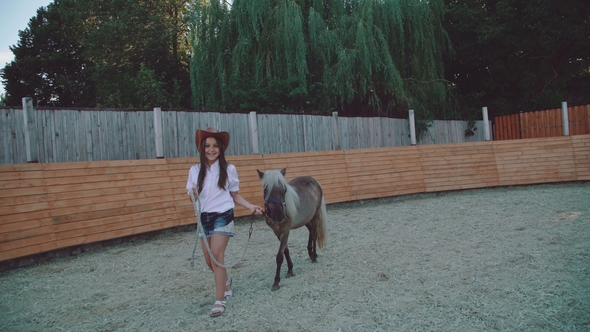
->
[195,128,230,152]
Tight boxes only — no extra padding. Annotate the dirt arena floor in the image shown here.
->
[1,182,589,331]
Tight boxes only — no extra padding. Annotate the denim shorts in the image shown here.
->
[199,209,235,239]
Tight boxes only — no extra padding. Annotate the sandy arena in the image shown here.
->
[1,182,589,331]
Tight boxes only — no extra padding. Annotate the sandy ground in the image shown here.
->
[1,182,589,331]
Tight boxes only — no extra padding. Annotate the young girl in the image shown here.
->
[186,127,263,317]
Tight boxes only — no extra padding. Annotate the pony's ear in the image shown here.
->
[257,169,265,180]
[280,168,286,176]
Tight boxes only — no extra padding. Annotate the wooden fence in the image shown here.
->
[1,134,589,263]
[1,105,492,164]
[493,104,590,140]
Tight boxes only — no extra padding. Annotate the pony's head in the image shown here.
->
[257,168,299,222]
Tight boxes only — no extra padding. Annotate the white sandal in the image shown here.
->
[224,276,232,299]
[210,300,226,317]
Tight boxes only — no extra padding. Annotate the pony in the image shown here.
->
[257,168,327,290]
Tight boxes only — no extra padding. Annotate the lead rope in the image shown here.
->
[189,190,254,269]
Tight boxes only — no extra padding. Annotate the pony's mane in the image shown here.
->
[263,170,300,218]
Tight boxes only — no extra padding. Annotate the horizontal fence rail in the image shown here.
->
[1,104,492,164]
[1,134,589,262]
[493,103,590,140]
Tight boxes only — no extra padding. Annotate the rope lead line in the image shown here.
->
[189,190,253,269]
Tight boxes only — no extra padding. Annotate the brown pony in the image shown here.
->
[257,169,327,290]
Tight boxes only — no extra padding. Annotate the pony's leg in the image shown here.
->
[305,223,318,262]
[284,246,295,278]
[272,250,282,291]
[273,232,290,291]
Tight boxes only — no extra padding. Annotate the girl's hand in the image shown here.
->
[251,205,263,215]
[188,187,198,201]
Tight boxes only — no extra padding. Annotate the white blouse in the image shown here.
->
[186,160,240,213]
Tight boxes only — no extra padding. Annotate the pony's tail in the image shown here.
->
[316,196,328,248]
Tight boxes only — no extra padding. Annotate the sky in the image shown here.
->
[0,0,52,96]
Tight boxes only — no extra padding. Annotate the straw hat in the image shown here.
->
[195,128,230,152]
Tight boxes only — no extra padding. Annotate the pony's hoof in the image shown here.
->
[271,284,280,291]
[286,271,295,278]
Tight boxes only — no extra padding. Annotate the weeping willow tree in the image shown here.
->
[190,0,453,120]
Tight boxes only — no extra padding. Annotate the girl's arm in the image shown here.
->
[230,191,263,215]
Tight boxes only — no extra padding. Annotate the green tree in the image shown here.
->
[1,0,192,109]
[1,2,96,107]
[444,0,590,117]
[80,0,192,108]
[190,0,454,120]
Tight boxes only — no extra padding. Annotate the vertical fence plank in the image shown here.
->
[249,111,259,155]
[524,112,530,139]
[503,115,510,140]
[536,111,542,137]
[547,109,555,137]
[22,98,38,163]
[495,116,502,140]
[332,112,340,150]
[529,112,535,138]
[46,111,61,163]
[84,111,93,161]
[562,102,570,136]
[520,113,527,139]
[533,111,540,138]
[514,114,524,139]
[0,109,11,163]
[37,109,45,163]
[135,111,143,159]
[576,105,583,134]
[549,108,556,137]
[154,108,163,158]
[409,109,416,145]
[500,116,505,140]
[482,107,490,141]
[544,110,550,137]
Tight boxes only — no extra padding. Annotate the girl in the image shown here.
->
[186,128,263,317]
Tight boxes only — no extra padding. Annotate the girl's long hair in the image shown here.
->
[197,137,228,194]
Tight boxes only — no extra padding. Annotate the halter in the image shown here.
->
[264,198,286,220]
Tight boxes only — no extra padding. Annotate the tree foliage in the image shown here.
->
[190,0,454,120]
[1,3,95,106]
[3,0,587,119]
[1,0,192,108]
[443,0,590,117]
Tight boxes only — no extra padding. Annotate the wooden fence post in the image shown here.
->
[22,97,38,163]
[153,107,164,158]
[482,107,491,141]
[409,109,417,145]
[249,111,260,154]
[332,111,341,150]
[561,102,569,136]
